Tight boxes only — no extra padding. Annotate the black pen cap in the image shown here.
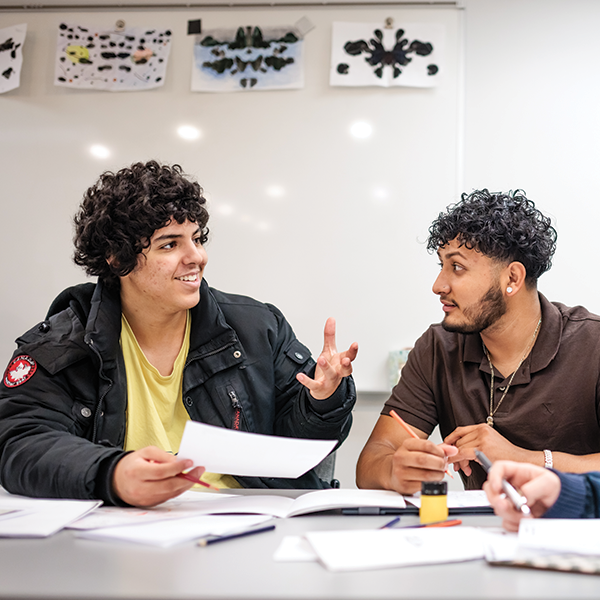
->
[421,481,447,495]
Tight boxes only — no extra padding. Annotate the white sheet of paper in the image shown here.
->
[0,489,101,538]
[330,22,444,88]
[0,24,26,94]
[178,421,336,478]
[305,526,485,572]
[76,514,272,547]
[54,22,172,91]
[518,519,600,555]
[405,490,491,509]
[274,535,319,562]
[68,491,236,530]
[482,530,520,562]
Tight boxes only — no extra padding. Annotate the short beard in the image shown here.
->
[442,283,507,334]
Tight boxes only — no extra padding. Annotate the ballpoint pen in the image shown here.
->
[379,516,401,529]
[380,517,462,529]
[475,449,531,515]
[197,524,276,546]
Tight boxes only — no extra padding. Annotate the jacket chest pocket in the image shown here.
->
[185,373,255,432]
[223,385,244,431]
[274,339,313,391]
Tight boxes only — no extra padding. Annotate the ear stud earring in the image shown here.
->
[507,286,513,293]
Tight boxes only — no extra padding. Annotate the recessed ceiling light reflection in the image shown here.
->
[215,204,234,217]
[372,187,389,203]
[90,144,110,159]
[177,125,201,141]
[256,221,271,232]
[350,121,373,139]
[266,185,285,198]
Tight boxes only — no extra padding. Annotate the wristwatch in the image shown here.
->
[543,449,553,469]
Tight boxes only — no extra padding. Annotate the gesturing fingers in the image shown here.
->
[339,342,359,367]
[321,317,338,356]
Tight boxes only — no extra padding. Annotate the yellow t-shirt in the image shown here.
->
[120,312,241,490]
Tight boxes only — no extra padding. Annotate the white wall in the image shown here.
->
[1,0,599,392]
[462,0,600,314]
[0,4,461,391]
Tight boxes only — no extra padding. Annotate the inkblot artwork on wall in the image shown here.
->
[330,22,444,88]
[0,24,26,94]
[54,23,172,91]
[191,25,304,92]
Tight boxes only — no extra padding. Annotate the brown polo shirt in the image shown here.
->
[382,294,600,489]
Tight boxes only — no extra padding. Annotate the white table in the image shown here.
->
[1,502,600,600]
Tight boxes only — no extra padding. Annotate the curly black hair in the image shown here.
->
[427,189,557,286]
[73,161,209,286]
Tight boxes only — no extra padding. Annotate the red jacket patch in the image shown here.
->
[3,355,37,388]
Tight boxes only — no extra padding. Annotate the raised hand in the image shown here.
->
[296,317,358,400]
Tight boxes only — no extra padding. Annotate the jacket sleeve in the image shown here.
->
[266,303,356,446]
[544,471,600,519]
[0,350,125,503]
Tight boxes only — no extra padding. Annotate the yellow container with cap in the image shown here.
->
[420,481,448,524]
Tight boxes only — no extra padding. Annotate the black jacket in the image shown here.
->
[0,280,355,504]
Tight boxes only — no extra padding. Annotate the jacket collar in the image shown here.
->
[84,280,123,365]
[86,278,240,364]
[187,279,239,359]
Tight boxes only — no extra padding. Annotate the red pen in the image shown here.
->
[177,472,220,491]
[402,518,462,529]
[380,516,462,529]
[389,409,454,478]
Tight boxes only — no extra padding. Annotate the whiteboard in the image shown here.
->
[0,5,462,391]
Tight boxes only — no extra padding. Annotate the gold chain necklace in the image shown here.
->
[483,316,542,427]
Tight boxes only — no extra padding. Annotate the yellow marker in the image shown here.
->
[420,481,448,524]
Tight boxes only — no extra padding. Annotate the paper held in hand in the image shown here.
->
[178,421,337,478]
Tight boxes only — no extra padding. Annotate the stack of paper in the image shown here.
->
[483,519,600,574]
[76,514,273,548]
[0,489,100,538]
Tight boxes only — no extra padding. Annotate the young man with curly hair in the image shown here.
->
[0,161,358,507]
[357,189,600,494]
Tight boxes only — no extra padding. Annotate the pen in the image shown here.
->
[177,472,220,491]
[197,524,276,546]
[474,449,531,516]
[401,518,462,529]
[380,517,462,530]
[389,410,453,478]
[379,516,401,529]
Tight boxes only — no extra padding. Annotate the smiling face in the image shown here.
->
[119,219,208,319]
[432,238,507,334]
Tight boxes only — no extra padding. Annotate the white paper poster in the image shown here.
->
[0,24,26,94]
[54,22,172,91]
[330,22,444,88]
[191,25,304,92]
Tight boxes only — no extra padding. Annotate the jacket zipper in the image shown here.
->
[85,337,113,443]
[229,389,242,430]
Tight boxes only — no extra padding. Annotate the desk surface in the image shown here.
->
[1,503,600,600]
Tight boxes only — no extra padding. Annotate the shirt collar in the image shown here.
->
[462,292,561,376]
